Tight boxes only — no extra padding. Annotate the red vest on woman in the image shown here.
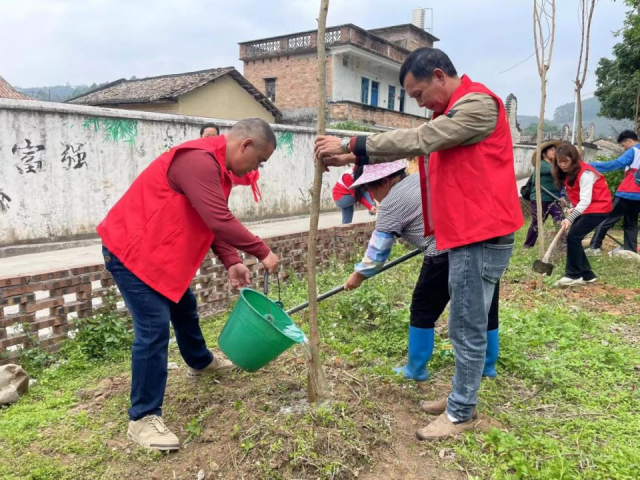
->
[420,75,524,250]
[97,136,232,302]
[565,162,613,215]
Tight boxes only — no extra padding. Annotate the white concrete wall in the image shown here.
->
[0,99,602,246]
[331,53,429,118]
[0,99,349,246]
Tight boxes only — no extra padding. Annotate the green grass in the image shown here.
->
[1,221,638,479]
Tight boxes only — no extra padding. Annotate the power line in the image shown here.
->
[500,36,551,74]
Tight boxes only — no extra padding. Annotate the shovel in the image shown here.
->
[284,248,421,315]
[532,225,567,276]
[539,186,623,247]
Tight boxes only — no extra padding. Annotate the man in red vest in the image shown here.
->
[199,122,263,203]
[315,48,524,440]
[99,118,279,450]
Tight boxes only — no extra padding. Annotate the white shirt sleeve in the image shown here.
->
[567,171,597,222]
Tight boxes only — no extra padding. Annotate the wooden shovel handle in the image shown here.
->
[542,224,567,263]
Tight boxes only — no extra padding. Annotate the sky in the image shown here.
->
[0,0,629,116]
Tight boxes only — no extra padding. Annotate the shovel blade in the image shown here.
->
[532,259,554,276]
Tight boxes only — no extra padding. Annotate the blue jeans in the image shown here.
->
[335,192,374,224]
[446,234,514,421]
[102,247,213,421]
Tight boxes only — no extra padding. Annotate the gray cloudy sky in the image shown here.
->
[1,0,628,116]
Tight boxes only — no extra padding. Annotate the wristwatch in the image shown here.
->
[340,137,351,154]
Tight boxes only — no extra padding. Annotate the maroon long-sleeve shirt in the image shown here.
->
[167,150,270,269]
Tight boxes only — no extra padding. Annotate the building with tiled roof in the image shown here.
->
[67,67,280,123]
[0,76,33,100]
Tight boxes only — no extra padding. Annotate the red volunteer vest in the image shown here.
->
[566,162,612,215]
[617,146,640,194]
[97,136,233,302]
[619,170,640,194]
[420,75,524,250]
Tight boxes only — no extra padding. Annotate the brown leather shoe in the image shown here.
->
[416,412,479,441]
[420,397,448,414]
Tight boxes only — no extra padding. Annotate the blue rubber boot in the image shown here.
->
[482,328,499,378]
[393,327,434,382]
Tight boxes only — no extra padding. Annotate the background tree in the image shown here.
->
[533,0,556,289]
[523,120,560,135]
[574,0,597,152]
[595,0,640,132]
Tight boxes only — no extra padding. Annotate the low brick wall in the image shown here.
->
[0,223,375,364]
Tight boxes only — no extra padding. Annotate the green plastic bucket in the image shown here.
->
[218,288,305,372]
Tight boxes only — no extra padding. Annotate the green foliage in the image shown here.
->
[595,0,640,126]
[184,417,204,444]
[2,232,640,479]
[72,290,133,360]
[18,344,57,375]
[523,120,559,135]
[330,121,372,132]
[15,322,57,374]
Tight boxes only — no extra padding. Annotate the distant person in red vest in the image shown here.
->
[99,118,280,451]
[200,123,262,203]
[586,130,640,255]
[315,48,523,440]
[552,143,612,287]
[332,166,377,223]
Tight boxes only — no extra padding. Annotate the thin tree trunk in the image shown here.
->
[535,83,546,290]
[306,0,331,403]
[575,0,596,153]
[576,83,583,153]
[635,85,640,134]
[533,0,556,289]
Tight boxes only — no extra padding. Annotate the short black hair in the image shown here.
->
[617,130,638,143]
[230,118,277,149]
[200,123,220,136]
[399,48,458,86]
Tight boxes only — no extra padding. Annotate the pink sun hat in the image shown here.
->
[349,160,408,189]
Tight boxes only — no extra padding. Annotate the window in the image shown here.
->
[265,78,276,102]
[388,85,396,110]
[371,81,379,107]
[399,88,406,113]
[361,77,370,104]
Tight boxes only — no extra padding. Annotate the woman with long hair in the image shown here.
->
[552,143,612,286]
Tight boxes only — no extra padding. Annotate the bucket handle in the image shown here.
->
[263,271,284,309]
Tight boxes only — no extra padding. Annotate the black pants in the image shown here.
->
[566,213,609,280]
[590,197,640,252]
[410,253,499,331]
